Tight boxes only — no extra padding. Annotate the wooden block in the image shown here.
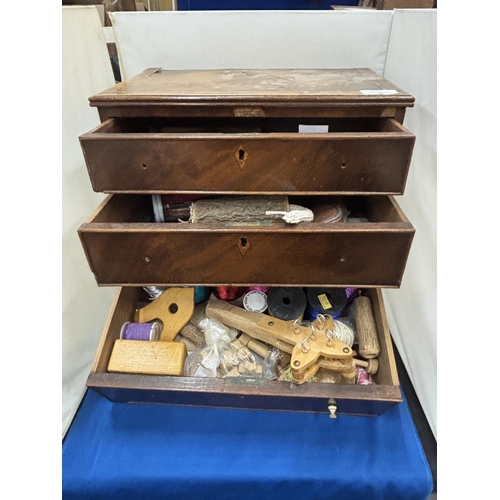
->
[108,339,186,376]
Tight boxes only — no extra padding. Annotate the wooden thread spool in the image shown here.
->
[352,295,380,359]
[239,332,272,359]
[354,358,378,374]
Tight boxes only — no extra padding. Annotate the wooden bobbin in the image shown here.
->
[134,287,195,342]
[354,358,378,374]
[177,323,205,347]
[239,332,272,359]
[352,296,380,359]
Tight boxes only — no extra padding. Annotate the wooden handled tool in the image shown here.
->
[352,295,380,359]
[205,298,353,384]
[134,287,195,341]
[354,358,378,374]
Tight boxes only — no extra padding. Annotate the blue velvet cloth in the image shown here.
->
[62,389,433,500]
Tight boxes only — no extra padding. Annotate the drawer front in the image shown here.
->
[80,118,414,195]
[78,195,415,288]
[87,287,402,417]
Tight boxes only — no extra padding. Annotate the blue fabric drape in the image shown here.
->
[63,389,432,500]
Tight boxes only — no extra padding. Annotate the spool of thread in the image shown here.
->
[120,321,161,341]
[306,288,347,319]
[213,286,245,301]
[152,194,203,222]
[143,285,166,300]
[243,290,268,313]
[246,286,270,293]
[267,287,307,321]
[356,366,373,385]
[194,286,211,304]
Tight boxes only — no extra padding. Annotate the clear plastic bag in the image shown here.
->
[184,318,238,378]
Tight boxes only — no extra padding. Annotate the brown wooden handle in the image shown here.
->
[353,296,380,359]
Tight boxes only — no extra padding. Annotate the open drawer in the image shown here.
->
[80,116,414,195]
[78,194,415,288]
[87,286,402,417]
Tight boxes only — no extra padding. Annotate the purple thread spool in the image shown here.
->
[246,286,271,293]
[120,322,161,341]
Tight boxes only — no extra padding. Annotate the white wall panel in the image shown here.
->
[383,9,437,439]
[110,10,393,80]
[62,6,116,436]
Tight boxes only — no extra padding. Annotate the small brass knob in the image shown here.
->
[328,398,337,419]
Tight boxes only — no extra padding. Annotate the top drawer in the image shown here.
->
[80,116,414,195]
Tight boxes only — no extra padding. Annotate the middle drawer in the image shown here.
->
[80,116,415,195]
[78,194,415,288]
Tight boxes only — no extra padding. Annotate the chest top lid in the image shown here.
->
[89,68,414,108]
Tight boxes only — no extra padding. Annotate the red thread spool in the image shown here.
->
[213,286,245,301]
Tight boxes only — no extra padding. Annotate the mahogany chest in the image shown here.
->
[78,68,416,416]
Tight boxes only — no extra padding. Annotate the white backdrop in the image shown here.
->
[62,6,116,436]
[62,8,437,439]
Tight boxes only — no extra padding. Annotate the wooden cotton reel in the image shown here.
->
[134,287,195,341]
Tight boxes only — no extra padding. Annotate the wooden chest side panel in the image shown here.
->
[81,134,414,195]
[78,228,414,287]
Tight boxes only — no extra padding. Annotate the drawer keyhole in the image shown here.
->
[341,162,347,169]
[141,163,148,169]
[235,146,249,170]
[238,237,250,257]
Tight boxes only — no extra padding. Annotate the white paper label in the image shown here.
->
[298,125,329,133]
[360,89,398,95]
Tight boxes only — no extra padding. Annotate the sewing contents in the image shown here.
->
[267,287,307,321]
[113,285,380,386]
[243,289,268,313]
[120,321,162,341]
[246,286,270,293]
[306,287,347,320]
[238,332,273,359]
[213,286,245,301]
[194,286,211,304]
[352,295,380,359]
[205,298,354,384]
[356,366,373,385]
[152,194,203,222]
[177,323,205,347]
[265,204,314,224]
[345,287,358,304]
[310,198,348,223]
[143,285,165,300]
[134,287,195,341]
[315,315,355,348]
[108,340,187,376]
[189,195,289,224]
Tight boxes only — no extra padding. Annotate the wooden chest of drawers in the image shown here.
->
[78,68,416,416]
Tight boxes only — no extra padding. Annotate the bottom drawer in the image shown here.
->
[87,286,401,417]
